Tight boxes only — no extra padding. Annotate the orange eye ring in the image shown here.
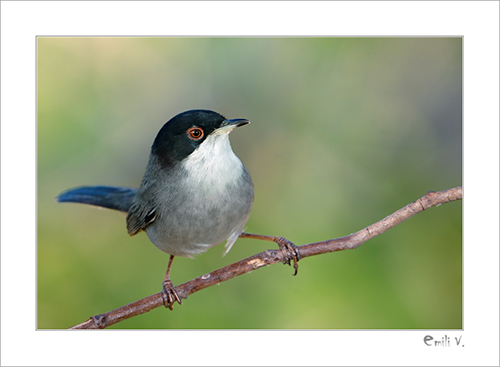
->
[187,127,204,141]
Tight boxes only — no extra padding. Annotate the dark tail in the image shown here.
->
[57,186,138,213]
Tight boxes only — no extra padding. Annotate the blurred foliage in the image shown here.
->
[37,37,462,329]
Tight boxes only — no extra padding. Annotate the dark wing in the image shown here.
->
[126,202,158,236]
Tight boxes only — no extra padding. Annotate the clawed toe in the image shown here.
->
[162,279,182,310]
[275,237,300,276]
[239,233,300,276]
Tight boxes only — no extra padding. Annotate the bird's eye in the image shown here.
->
[187,127,204,141]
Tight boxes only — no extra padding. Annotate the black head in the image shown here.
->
[151,110,248,166]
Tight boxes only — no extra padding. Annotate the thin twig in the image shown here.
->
[69,186,462,329]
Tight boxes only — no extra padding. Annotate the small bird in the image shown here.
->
[58,109,298,309]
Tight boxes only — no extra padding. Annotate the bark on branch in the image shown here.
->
[69,186,462,329]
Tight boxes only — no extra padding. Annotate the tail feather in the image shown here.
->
[57,186,138,213]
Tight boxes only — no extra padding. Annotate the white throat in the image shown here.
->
[181,132,243,190]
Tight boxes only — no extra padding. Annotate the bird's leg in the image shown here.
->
[162,254,182,310]
[239,233,300,275]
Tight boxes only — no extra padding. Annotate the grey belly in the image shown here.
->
[145,191,252,257]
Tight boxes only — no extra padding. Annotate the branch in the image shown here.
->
[69,186,462,329]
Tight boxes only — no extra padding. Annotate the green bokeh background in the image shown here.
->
[37,37,462,329]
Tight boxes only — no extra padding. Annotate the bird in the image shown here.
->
[57,109,298,310]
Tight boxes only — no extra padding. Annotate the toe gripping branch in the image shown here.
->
[162,254,182,310]
[239,233,300,275]
[275,236,300,276]
[162,279,182,310]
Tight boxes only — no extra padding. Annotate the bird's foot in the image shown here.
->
[161,279,182,310]
[275,236,300,276]
[239,233,300,275]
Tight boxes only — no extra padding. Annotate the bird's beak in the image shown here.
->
[217,118,250,133]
